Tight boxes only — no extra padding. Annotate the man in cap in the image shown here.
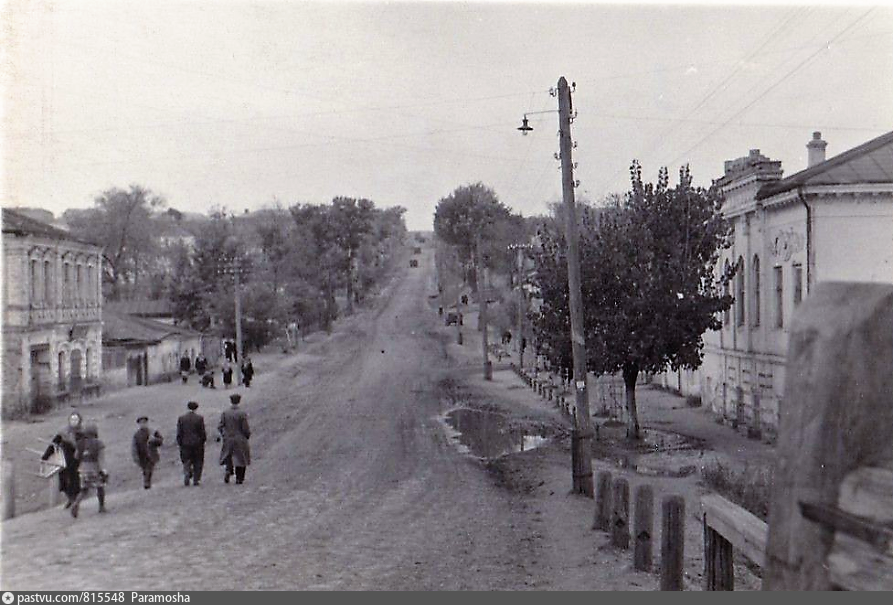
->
[218,393,251,484]
[176,401,207,486]
[132,416,163,489]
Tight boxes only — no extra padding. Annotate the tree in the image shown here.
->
[63,184,165,300]
[533,163,735,439]
[330,197,375,314]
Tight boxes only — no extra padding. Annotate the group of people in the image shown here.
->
[43,393,253,519]
[179,352,255,390]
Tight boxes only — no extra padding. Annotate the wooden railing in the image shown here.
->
[701,494,766,590]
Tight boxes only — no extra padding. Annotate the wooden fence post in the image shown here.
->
[704,514,734,590]
[593,471,612,531]
[611,477,630,548]
[634,484,654,571]
[765,283,893,590]
[661,495,685,590]
[47,477,60,508]
[2,460,15,520]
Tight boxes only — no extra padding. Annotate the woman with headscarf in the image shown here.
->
[70,423,107,518]
[41,411,84,509]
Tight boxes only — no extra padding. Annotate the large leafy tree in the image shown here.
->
[330,197,375,313]
[534,163,734,439]
[433,183,518,291]
[63,184,165,300]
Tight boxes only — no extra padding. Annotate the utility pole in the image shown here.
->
[475,233,492,380]
[517,246,525,369]
[455,247,463,345]
[558,76,594,497]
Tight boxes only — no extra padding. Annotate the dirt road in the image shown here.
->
[2,251,609,590]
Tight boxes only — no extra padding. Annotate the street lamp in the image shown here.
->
[517,77,594,498]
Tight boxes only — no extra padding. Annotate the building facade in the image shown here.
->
[656,131,893,438]
[2,209,104,417]
[102,311,204,389]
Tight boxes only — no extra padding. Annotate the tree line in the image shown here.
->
[64,185,407,350]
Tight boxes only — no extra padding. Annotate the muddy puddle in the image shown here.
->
[593,424,705,477]
[442,408,549,459]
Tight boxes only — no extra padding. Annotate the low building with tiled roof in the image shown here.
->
[654,131,893,437]
[101,310,205,389]
[2,208,103,417]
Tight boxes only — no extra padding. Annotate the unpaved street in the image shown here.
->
[2,252,594,590]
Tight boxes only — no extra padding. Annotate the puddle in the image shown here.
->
[441,408,549,459]
[593,425,705,477]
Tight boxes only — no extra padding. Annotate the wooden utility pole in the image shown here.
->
[475,234,492,380]
[516,246,525,369]
[232,260,244,385]
[558,76,594,497]
[455,248,463,345]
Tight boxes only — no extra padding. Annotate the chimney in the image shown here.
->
[807,131,827,168]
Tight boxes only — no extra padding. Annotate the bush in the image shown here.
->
[701,459,772,521]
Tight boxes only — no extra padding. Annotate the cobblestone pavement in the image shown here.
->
[1,254,589,590]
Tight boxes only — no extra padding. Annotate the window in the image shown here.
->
[76,265,83,303]
[793,264,803,307]
[752,255,761,327]
[774,266,784,329]
[85,348,92,380]
[86,266,93,303]
[63,263,71,305]
[736,256,746,327]
[58,351,66,388]
[723,260,731,327]
[44,260,53,304]
[30,260,39,302]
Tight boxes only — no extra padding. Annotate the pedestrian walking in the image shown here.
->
[41,411,84,509]
[241,357,254,388]
[179,354,191,384]
[132,417,163,489]
[176,401,207,486]
[195,353,207,377]
[218,394,251,485]
[70,424,107,518]
[222,361,234,389]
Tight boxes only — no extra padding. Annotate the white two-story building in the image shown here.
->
[2,209,104,417]
[657,130,893,439]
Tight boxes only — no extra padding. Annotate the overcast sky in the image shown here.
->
[2,1,891,230]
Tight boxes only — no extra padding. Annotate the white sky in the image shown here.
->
[2,0,892,230]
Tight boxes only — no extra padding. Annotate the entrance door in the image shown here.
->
[69,350,83,394]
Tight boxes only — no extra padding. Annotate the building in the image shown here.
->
[1,209,103,417]
[657,131,893,439]
[102,310,204,389]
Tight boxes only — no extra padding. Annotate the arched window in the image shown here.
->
[736,256,746,327]
[752,255,761,327]
[723,259,731,327]
[58,351,66,388]
[30,259,40,302]
[44,260,53,304]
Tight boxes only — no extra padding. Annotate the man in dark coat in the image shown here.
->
[218,393,251,484]
[176,401,207,486]
[179,354,191,384]
[240,357,254,388]
[132,416,163,489]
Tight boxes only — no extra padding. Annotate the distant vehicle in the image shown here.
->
[409,259,419,268]
[445,311,463,326]
[415,235,427,243]
[412,247,422,255]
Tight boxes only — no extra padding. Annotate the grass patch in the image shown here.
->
[701,459,773,521]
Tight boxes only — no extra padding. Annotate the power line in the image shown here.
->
[664,8,876,170]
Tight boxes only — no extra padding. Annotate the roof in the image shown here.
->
[1,208,95,246]
[105,299,173,317]
[757,130,893,200]
[103,310,200,345]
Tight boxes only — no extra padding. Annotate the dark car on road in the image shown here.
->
[409,259,419,268]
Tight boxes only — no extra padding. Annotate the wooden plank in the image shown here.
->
[828,533,893,591]
[838,466,893,522]
[702,493,767,568]
[661,495,686,591]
